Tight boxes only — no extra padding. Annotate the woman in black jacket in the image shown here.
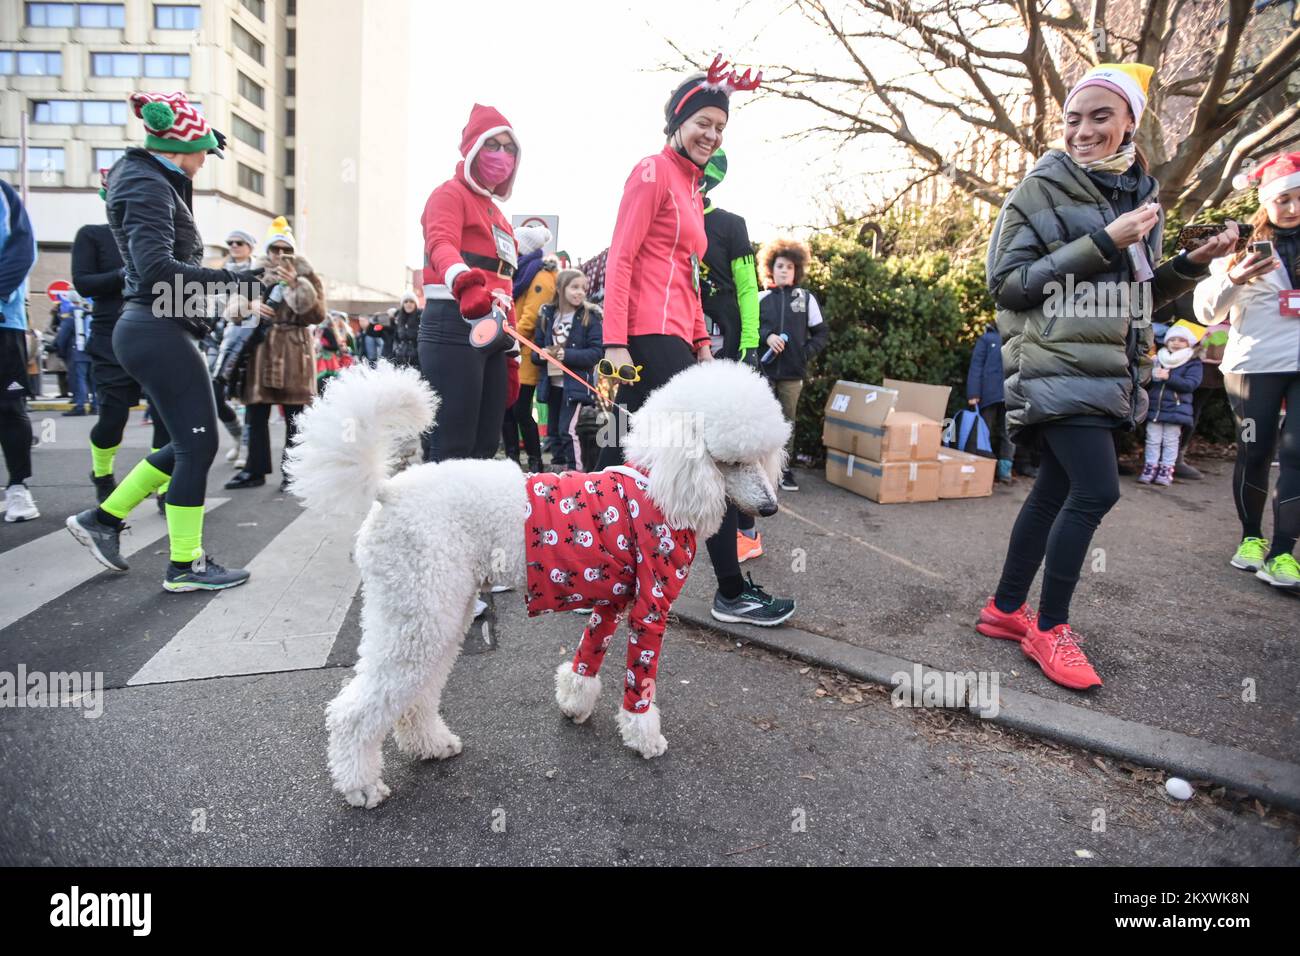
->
[390,293,420,369]
[976,65,1236,689]
[66,92,258,593]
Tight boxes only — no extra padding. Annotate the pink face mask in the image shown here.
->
[475,150,516,188]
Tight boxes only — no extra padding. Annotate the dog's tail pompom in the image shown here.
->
[284,361,438,512]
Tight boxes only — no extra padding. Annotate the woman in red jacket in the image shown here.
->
[597,60,795,627]
[419,104,521,462]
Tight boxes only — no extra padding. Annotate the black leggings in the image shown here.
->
[87,332,171,452]
[509,383,541,462]
[112,309,218,507]
[1225,371,1300,559]
[594,334,743,591]
[212,379,239,426]
[994,424,1122,627]
[417,299,507,462]
[245,402,303,477]
[0,396,31,486]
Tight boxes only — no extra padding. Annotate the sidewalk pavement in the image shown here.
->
[673,457,1300,809]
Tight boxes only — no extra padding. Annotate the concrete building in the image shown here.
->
[294,0,410,312]
[1,0,411,322]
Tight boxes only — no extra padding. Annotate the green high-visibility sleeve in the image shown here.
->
[732,254,759,350]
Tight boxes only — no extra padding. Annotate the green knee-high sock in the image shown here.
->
[90,442,120,478]
[151,448,171,496]
[165,504,204,565]
[101,458,170,519]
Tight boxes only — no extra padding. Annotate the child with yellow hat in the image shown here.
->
[1140,320,1205,486]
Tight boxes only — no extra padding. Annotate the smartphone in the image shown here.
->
[1250,241,1273,259]
[1175,222,1254,253]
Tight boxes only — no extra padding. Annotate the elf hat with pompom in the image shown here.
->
[1233,151,1300,205]
[129,91,222,156]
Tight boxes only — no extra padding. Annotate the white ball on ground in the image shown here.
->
[1165,777,1194,800]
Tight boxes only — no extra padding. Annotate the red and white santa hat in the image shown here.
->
[1233,151,1300,204]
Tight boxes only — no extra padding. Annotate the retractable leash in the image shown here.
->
[497,320,632,417]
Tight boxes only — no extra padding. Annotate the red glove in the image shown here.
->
[451,268,493,319]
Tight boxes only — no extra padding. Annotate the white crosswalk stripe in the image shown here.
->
[128,509,363,685]
[0,498,230,632]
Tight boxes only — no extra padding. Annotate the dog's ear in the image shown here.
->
[627,416,728,537]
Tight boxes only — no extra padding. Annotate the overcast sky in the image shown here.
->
[402,0,919,267]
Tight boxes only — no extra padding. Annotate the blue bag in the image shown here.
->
[952,406,992,456]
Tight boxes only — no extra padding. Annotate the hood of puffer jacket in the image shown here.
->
[456,103,520,201]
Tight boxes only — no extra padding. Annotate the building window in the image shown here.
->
[238,163,264,195]
[232,21,264,64]
[93,147,126,170]
[32,98,126,123]
[154,4,200,30]
[26,3,123,27]
[237,71,264,108]
[78,4,125,27]
[240,0,265,20]
[284,148,295,174]
[5,146,67,172]
[91,52,189,77]
[285,108,295,136]
[32,99,127,124]
[231,114,264,152]
[1,51,64,75]
[286,28,295,56]
[284,187,295,215]
[285,67,295,96]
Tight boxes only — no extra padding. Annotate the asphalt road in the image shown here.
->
[1,410,1296,865]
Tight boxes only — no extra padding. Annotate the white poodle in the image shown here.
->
[286,360,790,808]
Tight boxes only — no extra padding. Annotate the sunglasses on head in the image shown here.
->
[597,359,642,384]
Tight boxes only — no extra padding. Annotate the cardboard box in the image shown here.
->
[822,378,951,462]
[937,448,995,499]
[825,449,941,503]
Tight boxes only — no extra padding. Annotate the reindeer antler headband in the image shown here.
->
[664,53,763,136]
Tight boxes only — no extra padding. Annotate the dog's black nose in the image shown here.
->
[758,501,778,517]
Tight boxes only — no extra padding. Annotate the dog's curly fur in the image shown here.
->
[286,360,789,808]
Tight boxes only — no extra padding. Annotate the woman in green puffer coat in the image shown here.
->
[973,63,1240,691]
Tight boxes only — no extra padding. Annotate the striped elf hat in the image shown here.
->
[129,91,220,155]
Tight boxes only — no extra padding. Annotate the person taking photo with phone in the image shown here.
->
[1194,151,1300,592]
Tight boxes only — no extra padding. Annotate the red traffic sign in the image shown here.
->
[46,280,71,301]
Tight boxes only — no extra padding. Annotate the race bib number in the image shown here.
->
[493,225,518,269]
[1280,291,1300,317]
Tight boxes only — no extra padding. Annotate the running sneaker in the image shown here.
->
[1256,554,1300,593]
[66,509,128,571]
[4,484,39,523]
[975,597,1037,641]
[91,472,117,503]
[1230,537,1268,571]
[1136,462,1156,484]
[736,530,764,563]
[780,469,799,492]
[711,574,795,627]
[1020,623,1102,690]
[1153,464,1174,486]
[164,557,250,592]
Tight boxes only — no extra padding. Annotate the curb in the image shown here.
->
[672,596,1300,812]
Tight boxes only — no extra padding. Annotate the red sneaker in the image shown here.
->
[1020,623,1102,690]
[976,597,1036,641]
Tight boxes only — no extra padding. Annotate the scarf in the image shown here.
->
[512,249,544,300]
[1075,142,1137,175]
[1157,346,1194,369]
